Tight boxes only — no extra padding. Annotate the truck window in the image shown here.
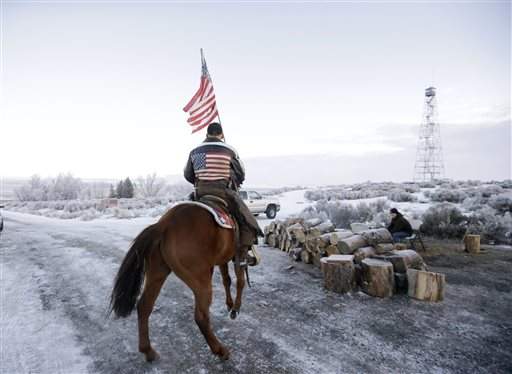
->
[248,191,261,200]
[239,191,248,200]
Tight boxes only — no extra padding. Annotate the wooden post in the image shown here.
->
[361,258,394,298]
[320,255,355,293]
[464,235,480,254]
[407,269,445,302]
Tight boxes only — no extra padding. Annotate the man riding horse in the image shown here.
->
[184,122,263,267]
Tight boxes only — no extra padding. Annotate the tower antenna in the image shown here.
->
[413,87,445,182]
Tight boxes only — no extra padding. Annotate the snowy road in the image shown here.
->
[2,199,512,373]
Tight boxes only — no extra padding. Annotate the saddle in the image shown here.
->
[179,193,236,230]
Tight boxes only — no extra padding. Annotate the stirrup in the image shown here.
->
[247,245,261,266]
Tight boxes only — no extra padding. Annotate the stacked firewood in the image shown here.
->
[264,218,397,266]
[264,219,445,301]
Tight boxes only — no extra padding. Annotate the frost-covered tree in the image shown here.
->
[15,173,82,201]
[49,173,83,200]
[15,174,48,201]
[136,173,166,198]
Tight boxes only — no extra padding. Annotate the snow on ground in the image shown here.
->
[2,189,512,373]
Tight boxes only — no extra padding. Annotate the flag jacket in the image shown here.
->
[184,137,245,188]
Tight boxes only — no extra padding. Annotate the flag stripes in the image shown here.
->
[183,58,220,134]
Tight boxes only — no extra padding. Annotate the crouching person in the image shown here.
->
[387,208,413,243]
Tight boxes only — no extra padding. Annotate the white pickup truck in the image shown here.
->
[239,190,280,219]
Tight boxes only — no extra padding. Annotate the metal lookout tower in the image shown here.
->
[414,86,445,182]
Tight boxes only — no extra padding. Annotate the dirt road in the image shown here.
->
[1,212,511,373]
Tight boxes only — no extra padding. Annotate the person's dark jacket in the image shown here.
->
[387,214,413,235]
[184,137,245,188]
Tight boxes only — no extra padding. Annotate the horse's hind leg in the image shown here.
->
[219,263,233,312]
[137,248,170,362]
[193,268,230,360]
[230,264,246,320]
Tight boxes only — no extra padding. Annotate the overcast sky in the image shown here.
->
[1,1,510,186]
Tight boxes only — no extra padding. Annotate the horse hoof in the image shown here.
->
[216,346,230,361]
[144,349,160,362]
[230,310,238,320]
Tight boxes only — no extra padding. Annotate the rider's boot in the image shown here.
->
[247,245,261,266]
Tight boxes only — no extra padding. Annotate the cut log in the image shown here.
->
[350,223,370,233]
[305,237,320,254]
[267,234,276,248]
[320,255,355,293]
[407,269,445,302]
[324,244,340,256]
[359,229,393,246]
[284,237,292,253]
[353,246,376,264]
[313,252,324,268]
[287,224,306,243]
[393,243,408,251]
[279,234,287,251]
[304,218,323,228]
[464,235,480,254]
[373,249,426,273]
[308,220,336,237]
[301,249,313,264]
[374,243,395,254]
[337,235,368,254]
[318,233,334,247]
[361,258,394,298]
[332,229,354,242]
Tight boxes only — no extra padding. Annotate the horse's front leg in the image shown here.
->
[230,263,246,319]
[219,263,233,312]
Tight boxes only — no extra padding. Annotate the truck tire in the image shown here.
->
[266,205,277,219]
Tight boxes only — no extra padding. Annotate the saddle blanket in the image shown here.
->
[172,201,234,229]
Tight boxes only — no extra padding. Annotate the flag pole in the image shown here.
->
[200,48,222,125]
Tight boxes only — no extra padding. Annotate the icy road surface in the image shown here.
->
[1,190,512,374]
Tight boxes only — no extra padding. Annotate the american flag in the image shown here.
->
[183,50,220,134]
[191,152,231,181]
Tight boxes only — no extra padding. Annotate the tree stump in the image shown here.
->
[337,235,368,254]
[464,235,480,254]
[320,255,355,293]
[407,269,445,302]
[361,258,394,298]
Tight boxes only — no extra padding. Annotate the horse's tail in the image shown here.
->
[109,223,161,318]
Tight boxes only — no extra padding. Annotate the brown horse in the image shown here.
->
[109,203,247,361]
